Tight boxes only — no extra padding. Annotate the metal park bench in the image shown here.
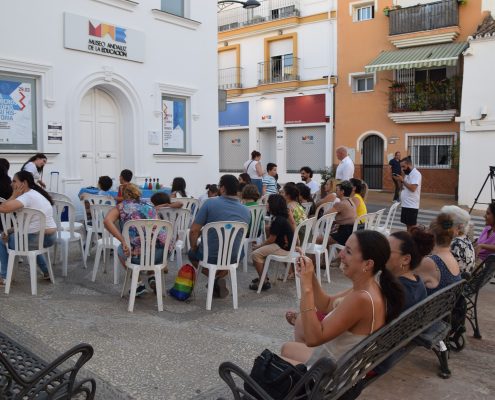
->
[217,280,464,400]
[0,332,95,399]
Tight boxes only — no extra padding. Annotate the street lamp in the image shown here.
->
[217,1,261,11]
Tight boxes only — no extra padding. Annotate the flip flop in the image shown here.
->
[285,310,298,326]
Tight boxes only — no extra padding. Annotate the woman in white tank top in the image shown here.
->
[281,230,405,365]
[243,150,263,194]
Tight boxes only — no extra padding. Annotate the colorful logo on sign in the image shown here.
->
[231,138,241,144]
[89,22,127,43]
[261,115,272,122]
[302,136,314,141]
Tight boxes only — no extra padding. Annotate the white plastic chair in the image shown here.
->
[257,217,316,299]
[81,195,116,261]
[171,197,200,223]
[314,201,334,219]
[120,219,173,312]
[52,200,87,276]
[328,212,378,262]
[243,205,266,272]
[157,208,191,268]
[376,202,401,236]
[48,192,84,232]
[370,208,386,231]
[90,204,121,284]
[4,208,55,295]
[0,197,13,234]
[195,221,248,310]
[304,212,337,284]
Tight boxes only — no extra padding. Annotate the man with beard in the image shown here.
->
[299,166,319,196]
[396,157,422,231]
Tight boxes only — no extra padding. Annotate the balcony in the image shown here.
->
[389,0,458,36]
[258,57,300,85]
[218,0,300,32]
[388,77,460,123]
[218,67,243,90]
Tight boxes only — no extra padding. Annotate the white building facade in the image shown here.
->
[457,12,495,210]
[217,0,337,184]
[0,0,219,202]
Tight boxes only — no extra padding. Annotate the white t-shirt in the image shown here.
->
[400,168,422,209]
[305,180,320,195]
[23,161,42,181]
[335,156,354,181]
[16,190,56,233]
[244,159,261,180]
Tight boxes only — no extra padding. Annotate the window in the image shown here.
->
[408,135,454,168]
[0,73,38,150]
[355,5,374,21]
[162,95,187,153]
[161,0,184,17]
[270,54,294,81]
[352,74,374,92]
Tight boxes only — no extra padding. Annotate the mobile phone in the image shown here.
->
[392,173,399,176]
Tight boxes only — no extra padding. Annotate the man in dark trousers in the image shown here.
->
[389,151,402,201]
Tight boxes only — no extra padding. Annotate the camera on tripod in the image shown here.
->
[470,166,495,213]
[490,166,495,174]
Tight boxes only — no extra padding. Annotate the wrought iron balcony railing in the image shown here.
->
[389,0,458,36]
[389,78,460,113]
[218,67,243,89]
[257,57,300,85]
[218,0,300,32]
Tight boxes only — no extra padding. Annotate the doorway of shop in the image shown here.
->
[362,135,384,189]
[258,128,276,166]
[79,87,121,187]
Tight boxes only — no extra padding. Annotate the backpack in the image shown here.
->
[169,264,196,301]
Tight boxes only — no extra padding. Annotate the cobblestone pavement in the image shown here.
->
[0,202,493,399]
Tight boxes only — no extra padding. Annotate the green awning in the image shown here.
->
[365,43,468,72]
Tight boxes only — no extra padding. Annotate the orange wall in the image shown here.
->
[335,0,485,166]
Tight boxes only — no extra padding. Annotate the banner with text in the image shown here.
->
[162,97,186,152]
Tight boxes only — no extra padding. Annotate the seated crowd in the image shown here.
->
[1,153,494,381]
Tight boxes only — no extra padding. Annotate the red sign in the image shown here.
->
[284,94,326,124]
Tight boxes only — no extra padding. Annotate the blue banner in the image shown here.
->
[219,101,249,127]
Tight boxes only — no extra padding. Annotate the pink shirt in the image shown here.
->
[478,226,495,261]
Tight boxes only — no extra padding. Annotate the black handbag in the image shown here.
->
[244,349,307,399]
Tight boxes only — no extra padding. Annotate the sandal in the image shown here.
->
[285,310,298,326]
[251,277,260,284]
[249,279,271,291]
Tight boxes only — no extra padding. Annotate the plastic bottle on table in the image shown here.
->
[143,178,148,190]
[156,178,160,190]
[148,178,152,190]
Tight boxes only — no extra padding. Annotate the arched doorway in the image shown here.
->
[79,87,121,187]
[362,135,384,189]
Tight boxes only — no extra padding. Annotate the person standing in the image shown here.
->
[389,151,402,202]
[396,157,421,232]
[243,150,263,195]
[335,146,354,181]
[299,166,319,195]
[22,153,47,188]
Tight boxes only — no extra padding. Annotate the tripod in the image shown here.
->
[470,166,495,214]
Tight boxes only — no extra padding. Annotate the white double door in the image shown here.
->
[79,87,121,187]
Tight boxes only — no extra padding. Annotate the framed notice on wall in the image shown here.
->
[162,96,186,153]
[0,74,37,150]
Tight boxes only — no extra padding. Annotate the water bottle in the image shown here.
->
[156,178,160,190]
[143,178,148,190]
[152,178,156,191]
[148,178,152,190]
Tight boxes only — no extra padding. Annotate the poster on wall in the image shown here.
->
[162,96,186,152]
[0,79,33,145]
[47,122,63,143]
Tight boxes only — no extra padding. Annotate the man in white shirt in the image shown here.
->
[335,146,354,181]
[299,166,319,195]
[396,157,422,231]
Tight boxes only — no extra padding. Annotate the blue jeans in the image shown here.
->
[0,232,56,279]
[251,179,263,195]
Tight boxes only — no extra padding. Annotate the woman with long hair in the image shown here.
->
[250,194,294,292]
[416,214,461,295]
[171,177,187,198]
[0,158,12,201]
[22,153,47,188]
[0,170,56,285]
[281,230,404,365]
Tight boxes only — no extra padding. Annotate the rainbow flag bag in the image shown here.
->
[169,264,196,301]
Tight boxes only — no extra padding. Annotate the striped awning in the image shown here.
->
[365,43,468,72]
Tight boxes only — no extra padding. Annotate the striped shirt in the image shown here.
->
[262,175,278,195]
